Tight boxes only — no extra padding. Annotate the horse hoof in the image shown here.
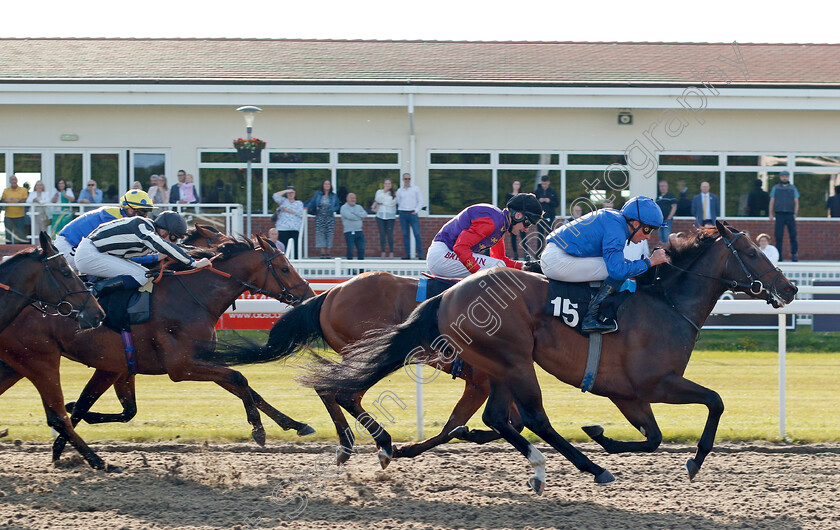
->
[582,424,604,439]
[378,448,392,470]
[335,448,352,466]
[65,402,76,414]
[252,428,266,447]
[527,476,545,495]
[297,425,316,437]
[685,458,700,481]
[105,464,123,474]
[595,469,616,485]
[0,428,8,438]
[448,426,469,439]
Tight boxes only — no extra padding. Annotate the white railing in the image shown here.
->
[224,297,840,440]
[0,202,244,244]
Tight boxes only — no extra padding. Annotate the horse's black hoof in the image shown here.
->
[252,428,266,447]
[594,469,616,485]
[105,464,123,474]
[528,476,545,495]
[336,448,352,466]
[297,425,316,437]
[0,428,8,438]
[685,458,700,481]
[448,426,469,439]
[582,424,604,439]
[65,402,76,414]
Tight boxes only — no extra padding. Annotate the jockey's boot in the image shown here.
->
[581,283,618,335]
[90,276,131,299]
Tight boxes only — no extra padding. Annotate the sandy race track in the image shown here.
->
[0,441,838,529]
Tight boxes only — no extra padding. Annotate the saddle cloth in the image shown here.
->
[416,275,459,302]
[100,289,152,332]
[544,280,631,336]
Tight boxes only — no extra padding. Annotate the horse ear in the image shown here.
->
[715,220,732,238]
[39,231,56,255]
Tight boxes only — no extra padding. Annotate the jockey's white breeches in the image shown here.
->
[540,242,609,282]
[54,235,77,271]
[426,240,507,279]
[74,237,149,285]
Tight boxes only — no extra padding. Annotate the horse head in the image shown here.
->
[183,224,229,248]
[252,233,315,305]
[714,221,797,308]
[37,231,105,328]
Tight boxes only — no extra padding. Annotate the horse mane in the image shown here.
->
[665,227,720,266]
[0,247,43,271]
[182,225,223,246]
[212,237,256,261]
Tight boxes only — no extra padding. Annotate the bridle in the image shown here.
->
[1,252,98,323]
[664,231,781,297]
[238,244,310,306]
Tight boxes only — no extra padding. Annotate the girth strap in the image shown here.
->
[580,332,603,393]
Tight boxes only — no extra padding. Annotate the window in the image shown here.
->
[14,153,43,191]
[790,172,840,217]
[336,169,400,210]
[133,153,166,191]
[267,168,331,207]
[200,167,263,211]
[91,154,120,202]
[429,169,492,215]
[430,153,491,165]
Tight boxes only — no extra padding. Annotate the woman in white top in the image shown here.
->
[26,180,52,235]
[756,233,780,264]
[271,186,304,257]
[50,178,75,236]
[373,178,398,258]
[147,175,170,205]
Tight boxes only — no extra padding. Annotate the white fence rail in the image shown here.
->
[223,298,839,440]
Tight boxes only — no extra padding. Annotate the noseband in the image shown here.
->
[10,253,98,322]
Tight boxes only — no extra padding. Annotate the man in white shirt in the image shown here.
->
[395,173,424,259]
[691,181,720,228]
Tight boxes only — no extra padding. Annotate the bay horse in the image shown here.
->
[0,235,315,471]
[0,231,103,332]
[302,222,797,494]
[206,267,526,465]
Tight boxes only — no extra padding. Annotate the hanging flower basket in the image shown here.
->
[233,137,266,163]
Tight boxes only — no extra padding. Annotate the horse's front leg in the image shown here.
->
[653,374,724,480]
[168,362,266,446]
[54,369,124,461]
[582,398,663,453]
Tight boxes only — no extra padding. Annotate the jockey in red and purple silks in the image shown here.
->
[426,194,543,278]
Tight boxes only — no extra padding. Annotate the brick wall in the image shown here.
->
[4,217,839,260]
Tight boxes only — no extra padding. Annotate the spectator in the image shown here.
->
[566,204,583,223]
[179,174,199,204]
[26,180,52,235]
[148,175,170,204]
[205,179,232,203]
[271,186,304,257]
[769,171,800,261]
[534,175,559,238]
[827,185,840,218]
[395,172,424,259]
[308,180,339,259]
[170,170,187,203]
[340,192,367,260]
[103,185,119,203]
[131,180,143,191]
[675,179,692,216]
[756,233,779,264]
[600,199,614,209]
[77,179,103,212]
[691,181,720,227]
[655,180,677,241]
[266,227,286,253]
[503,180,524,259]
[50,178,75,236]
[746,179,770,217]
[2,175,29,243]
[373,178,397,258]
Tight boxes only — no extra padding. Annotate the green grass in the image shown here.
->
[2,333,838,445]
[699,327,840,353]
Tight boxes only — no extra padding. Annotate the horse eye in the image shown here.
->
[748,251,757,258]
[281,267,290,274]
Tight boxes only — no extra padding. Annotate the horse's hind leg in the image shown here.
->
[54,369,124,462]
[333,390,395,469]
[316,388,358,465]
[582,398,663,453]
[655,374,724,481]
[247,387,315,436]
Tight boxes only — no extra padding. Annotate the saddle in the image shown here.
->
[416,273,459,302]
[544,279,632,337]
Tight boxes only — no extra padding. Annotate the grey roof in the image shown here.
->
[1,38,838,87]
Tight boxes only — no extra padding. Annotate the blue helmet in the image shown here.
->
[621,196,665,227]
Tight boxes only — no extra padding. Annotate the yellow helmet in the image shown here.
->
[120,189,154,210]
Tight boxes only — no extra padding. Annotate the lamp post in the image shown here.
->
[236,105,262,237]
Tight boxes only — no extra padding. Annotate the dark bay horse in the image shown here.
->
[303,222,797,494]
[208,268,522,465]
[0,235,315,471]
[0,232,103,332]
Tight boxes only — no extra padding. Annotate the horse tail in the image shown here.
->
[300,294,443,395]
[202,292,327,366]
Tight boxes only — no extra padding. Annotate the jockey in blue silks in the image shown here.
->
[55,189,155,271]
[540,196,670,334]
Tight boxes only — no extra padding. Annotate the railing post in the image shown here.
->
[778,313,787,440]
[416,366,424,440]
